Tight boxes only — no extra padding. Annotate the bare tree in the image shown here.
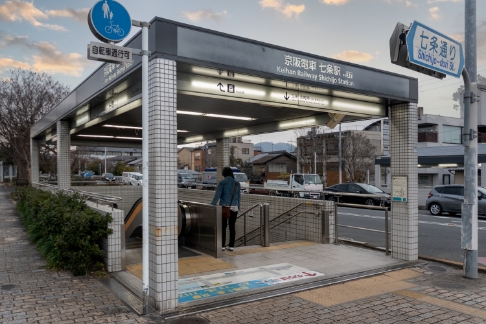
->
[0,69,69,180]
[294,126,330,175]
[342,131,378,182]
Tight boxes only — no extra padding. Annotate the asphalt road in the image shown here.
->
[336,206,486,263]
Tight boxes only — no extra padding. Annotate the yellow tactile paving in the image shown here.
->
[395,290,486,319]
[126,256,237,280]
[179,256,236,276]
[225,241,316,255]
[294,269,420,307]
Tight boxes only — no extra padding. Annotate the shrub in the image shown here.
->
[15,187,113,276]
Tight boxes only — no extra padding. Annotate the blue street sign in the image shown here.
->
[88,0,131,43]
[406,21,464,78]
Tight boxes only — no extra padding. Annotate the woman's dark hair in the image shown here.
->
[222,167,234,179]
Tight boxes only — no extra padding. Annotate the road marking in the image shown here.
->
[338,211,486,230]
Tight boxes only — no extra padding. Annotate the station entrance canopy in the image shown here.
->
[31,18,418,146]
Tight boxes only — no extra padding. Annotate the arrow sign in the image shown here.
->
[406,21,464,78]
[302,272,317,277]
[284,92,290,100]
[217,82,225,92]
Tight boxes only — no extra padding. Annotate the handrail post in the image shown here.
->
[385,208,390,255]
[334,202,339,245]
[244,207,248,246]
[260,204,264,246]
[263,203,270,247]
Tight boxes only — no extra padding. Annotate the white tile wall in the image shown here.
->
[57,120,71,190]
[30,139,39,183]
[148,58,178,311]
[216,139,230,181]
[390,102,418,261]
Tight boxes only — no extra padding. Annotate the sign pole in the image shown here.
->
[139,20,151,313]
[462,0,478,279]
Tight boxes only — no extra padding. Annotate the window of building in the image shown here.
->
[195,152,201,160]
[242,148,249,154]
[195,166,200,172]
[442,125,462,144]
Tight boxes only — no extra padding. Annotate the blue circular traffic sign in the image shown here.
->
[88,0,131,43]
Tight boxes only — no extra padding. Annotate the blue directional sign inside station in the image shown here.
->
[406,21,464,78]
[89,0,131,43]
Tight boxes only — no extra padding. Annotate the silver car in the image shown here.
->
[426,185,486,216]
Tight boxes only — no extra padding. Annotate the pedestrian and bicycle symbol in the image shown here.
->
[88,0,132,43]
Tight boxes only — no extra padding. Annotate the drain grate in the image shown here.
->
[168,317,210,324]
[425,265,449,273]
[432,281,467,290]
[1,284,16,291]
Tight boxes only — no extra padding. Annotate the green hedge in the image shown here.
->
[16,187,113,276]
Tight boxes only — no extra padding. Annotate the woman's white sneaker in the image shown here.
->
[228,247,234,251]
[222,247,226,251]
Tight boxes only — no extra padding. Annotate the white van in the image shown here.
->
[129,173,143,186]
[122,172,137,185]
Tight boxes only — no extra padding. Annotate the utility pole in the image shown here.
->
[104,147,107,174]
[462,0,478,279]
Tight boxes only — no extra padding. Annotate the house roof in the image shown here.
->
[247,151,296,164]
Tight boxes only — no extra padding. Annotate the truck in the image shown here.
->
[264,173,323,199]
[202,167,250,193]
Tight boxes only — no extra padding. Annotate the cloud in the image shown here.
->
[183,9,228,22]
[46,8,90,23]
[32,42,84,76]
[0,0,66,31]
[333,50,373,63]
[0,57,30,70]
[0,34,85,76]
[320,0,350,5]
[429,7,440,20]
[405,1,416,7]
[260,0,305,18]
[427,0,462,3]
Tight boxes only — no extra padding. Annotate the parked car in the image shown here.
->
[129,173,143,186]
[324,183,391,207]
[178,172,197,188]
[426,185,486,216]
[80,170,94,179]
[102,173,115,182]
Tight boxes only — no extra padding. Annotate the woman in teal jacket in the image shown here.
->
[211,167,241,251]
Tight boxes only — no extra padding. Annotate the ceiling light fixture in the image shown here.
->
[103,125,142,130]
[177,110,255,121]
[78,135,142,140]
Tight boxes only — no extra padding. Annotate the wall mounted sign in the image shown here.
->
[392,176,408,202]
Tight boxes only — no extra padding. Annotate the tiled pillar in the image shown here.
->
[481,163,486,187]
[0,162,3,182]
[148,58,178,311]
[31,139,40,184]
[57,120,71,190]
[390,102,418,261]
[216,138,230,181]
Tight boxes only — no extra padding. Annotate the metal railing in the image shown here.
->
[237,203,262,246]
[32,182,122,210]
[332,192,390,255]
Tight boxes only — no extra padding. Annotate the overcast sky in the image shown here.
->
[0,0,485,145]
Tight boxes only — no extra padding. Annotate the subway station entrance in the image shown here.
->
[31,18,419,312]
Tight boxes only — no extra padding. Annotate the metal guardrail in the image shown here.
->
[334,198,390,255]
[32,182,122,209]
[237,204,262,246]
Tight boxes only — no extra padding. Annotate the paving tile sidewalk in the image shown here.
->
[0,185,153,324]
[3,184,486,324]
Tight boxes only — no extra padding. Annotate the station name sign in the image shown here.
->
[277,54,355,88]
